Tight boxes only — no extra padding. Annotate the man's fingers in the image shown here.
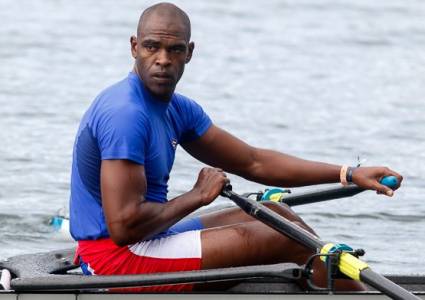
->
[380,167,403,189]
[354,166,403,197]
[220,172,230,185]
[374,182,394,197]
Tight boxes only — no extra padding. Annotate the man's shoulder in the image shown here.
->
[90,76,145,114]
[84,76,148,128]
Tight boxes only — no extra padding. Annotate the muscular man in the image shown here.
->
[69,2,402,292]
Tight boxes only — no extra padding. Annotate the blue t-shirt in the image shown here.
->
[69,72,212,241]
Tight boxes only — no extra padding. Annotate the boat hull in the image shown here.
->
[0,292,425,299]
[1,275,425,299]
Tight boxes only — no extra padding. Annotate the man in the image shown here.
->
[70,2,402,292]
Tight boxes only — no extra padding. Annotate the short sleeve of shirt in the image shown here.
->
[96,105,149,165]
[177,95,212,143]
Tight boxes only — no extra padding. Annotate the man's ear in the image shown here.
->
[130,35,138,58]
[185,42,195,63]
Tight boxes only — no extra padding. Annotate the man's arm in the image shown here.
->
[182,125,402,194]
[101,160,227,246]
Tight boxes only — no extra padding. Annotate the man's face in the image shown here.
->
[131,15,194,101]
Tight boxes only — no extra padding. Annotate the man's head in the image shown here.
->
[131,3,194,101]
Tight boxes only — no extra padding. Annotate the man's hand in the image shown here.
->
[352,167,403,196]
[192,167,230,206]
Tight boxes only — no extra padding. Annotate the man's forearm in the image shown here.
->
[241,148,341,187]
[183,126,341,188]
[113,189,203,245]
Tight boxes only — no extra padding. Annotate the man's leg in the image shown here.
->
[200,201,314,233]
[197,203,364,291]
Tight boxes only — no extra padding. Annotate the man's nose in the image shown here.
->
[155,49,171,67]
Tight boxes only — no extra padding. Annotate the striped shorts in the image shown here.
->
[75,217,203,292]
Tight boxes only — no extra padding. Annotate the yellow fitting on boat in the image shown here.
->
[320,243,335,260]
[268,193,283,202]
[320,243,369,281]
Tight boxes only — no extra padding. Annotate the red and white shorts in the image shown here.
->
[75,230,202,292]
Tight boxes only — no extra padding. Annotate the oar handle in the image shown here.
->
[380,176,398,189]
[221,183,233,197]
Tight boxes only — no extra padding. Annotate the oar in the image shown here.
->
[268,176,399,207]
[11,263,301,291]
[221,183,420,300]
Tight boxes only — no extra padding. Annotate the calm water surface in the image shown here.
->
[0,0,424,274]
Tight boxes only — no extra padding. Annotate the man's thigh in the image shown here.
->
[199,201,311,230]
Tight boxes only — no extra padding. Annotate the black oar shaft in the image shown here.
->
[282,185,363,207]
[223,189,324,250]
[361,268,420,300]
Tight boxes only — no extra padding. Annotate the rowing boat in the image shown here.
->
[1,247,424,299]
[1,181,423,299]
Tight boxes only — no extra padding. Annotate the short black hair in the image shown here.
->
[137,2,191,41]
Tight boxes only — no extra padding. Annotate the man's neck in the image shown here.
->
[133,67,174,102]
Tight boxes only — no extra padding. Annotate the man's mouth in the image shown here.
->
[152,72,173,84]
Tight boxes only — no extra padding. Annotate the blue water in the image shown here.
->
[0,0,424,274]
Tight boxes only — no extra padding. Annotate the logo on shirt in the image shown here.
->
[171,138,177,150]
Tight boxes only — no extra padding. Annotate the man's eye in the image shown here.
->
[170,47,185,54]
[144,45,157,51]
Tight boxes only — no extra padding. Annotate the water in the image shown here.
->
[0,0,424,274]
